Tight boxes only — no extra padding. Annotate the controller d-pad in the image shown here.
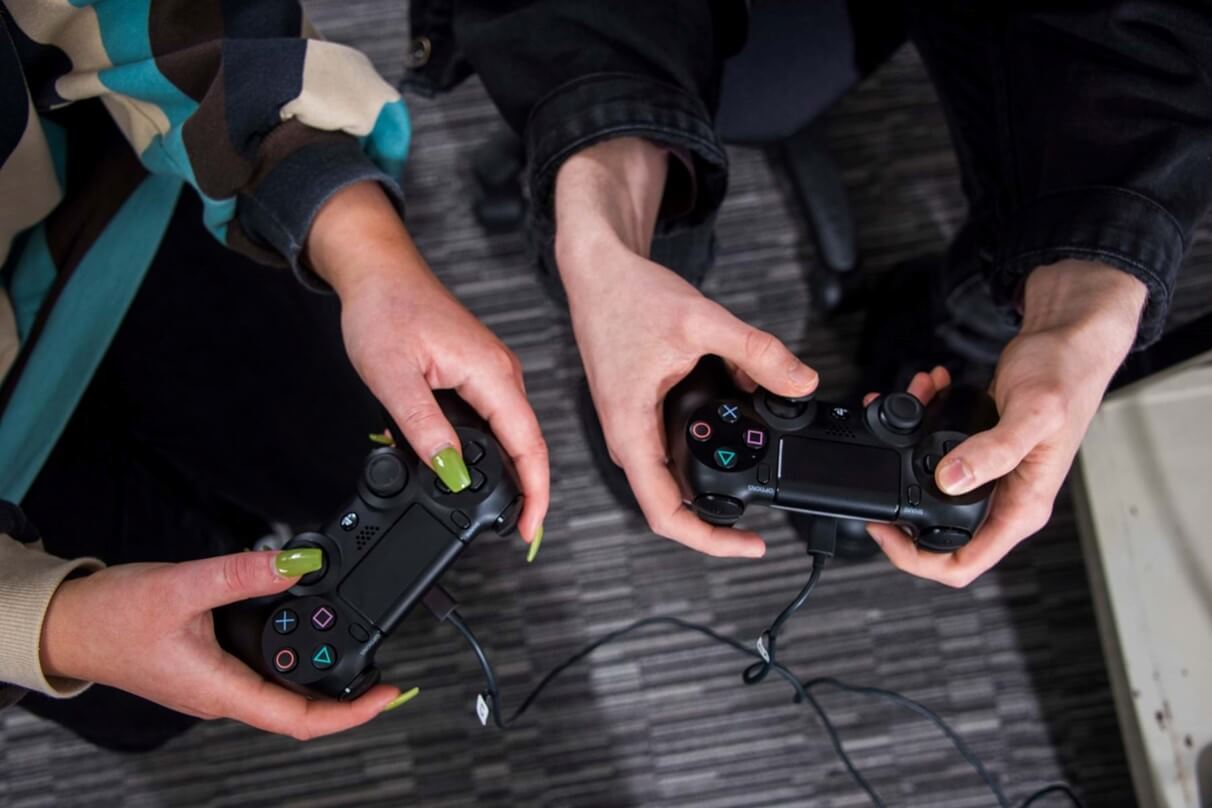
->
[463,440,485,465]
[469,468,487,492]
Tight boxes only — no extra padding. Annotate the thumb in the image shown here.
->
[711,310,817,398]
[180,549,320,612]
[382,373,470,493]
[934,398,1043,495]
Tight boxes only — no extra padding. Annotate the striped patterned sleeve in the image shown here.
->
[6,0,411,284]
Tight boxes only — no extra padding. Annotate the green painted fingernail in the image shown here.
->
[431,447,471,492]
[275,548,323,577]
[526,524,545,563]
[368,432,394,446]
[382,687,421,712]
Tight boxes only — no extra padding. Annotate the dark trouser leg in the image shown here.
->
[19,191,380,751]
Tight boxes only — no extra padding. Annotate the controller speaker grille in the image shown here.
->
[354,524,381,552]
[822,425,856,439]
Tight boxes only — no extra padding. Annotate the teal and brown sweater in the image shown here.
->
[0,0,410,702]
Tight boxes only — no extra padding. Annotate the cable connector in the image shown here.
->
[423,584,458,622]
[804,517,838,558]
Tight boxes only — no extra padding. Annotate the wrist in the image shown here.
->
[306,181,436,300]
[40,576,88,682]
[1021,259,1147,364]
[554,137,670,267]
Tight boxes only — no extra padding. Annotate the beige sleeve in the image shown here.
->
[0,533,103,708]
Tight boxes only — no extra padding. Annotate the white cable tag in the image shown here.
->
[756,635,770,663]
[476,693,490,726]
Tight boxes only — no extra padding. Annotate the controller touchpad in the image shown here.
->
[776,437,901,522]
[340,505,456,627]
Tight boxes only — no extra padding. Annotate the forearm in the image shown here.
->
[1021,260,1148,368]
[553,137,670,269]
[0,534,102,698]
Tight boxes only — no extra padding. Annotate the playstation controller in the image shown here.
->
[216,396,522,701]
[665,357,999,551]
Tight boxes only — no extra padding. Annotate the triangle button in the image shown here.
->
[311,644,336,669]
[713,448,738,469]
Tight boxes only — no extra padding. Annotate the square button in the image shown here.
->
[744,429,766,449]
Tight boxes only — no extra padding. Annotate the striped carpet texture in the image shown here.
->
[4,2,1210,806]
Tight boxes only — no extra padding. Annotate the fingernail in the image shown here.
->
[526,523,545,563]
[368,431,394,446]
[382,687,421,712]
[431,447,471,493]
[275,548,323,577]
[788,361,817,392]
[937,458,975,495]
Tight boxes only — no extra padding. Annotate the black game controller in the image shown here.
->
[665,357,999,552]
[216,396,522,701]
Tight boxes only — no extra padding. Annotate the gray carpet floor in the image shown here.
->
[4,2,1211,806]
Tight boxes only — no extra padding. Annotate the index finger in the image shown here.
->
[457,369,550,544]
[615,410,765,559]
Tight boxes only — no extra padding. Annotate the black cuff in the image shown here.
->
[525,72,729,234]
[237,137,405,291]
[0,500,38,544]
[993,187,1183,349]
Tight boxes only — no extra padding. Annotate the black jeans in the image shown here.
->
[18,191,380,752]
[413,0,1211,354]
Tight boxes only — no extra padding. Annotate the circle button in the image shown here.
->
[689,421,713,441]
[273,648,298,673]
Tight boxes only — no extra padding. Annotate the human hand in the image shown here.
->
[307,182,548,551]
[867,260,1148,586]
[554,139,818,558]
[39,549,416,739]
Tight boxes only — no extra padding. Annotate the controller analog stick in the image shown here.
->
[878,393,924,433]
[286,539,328,586]
[365,453,407,498]
[692,494,744,526]
[917,527,971,552]
[765,392,813,420]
